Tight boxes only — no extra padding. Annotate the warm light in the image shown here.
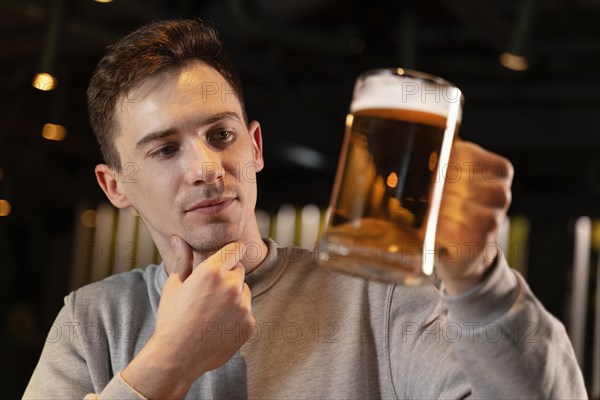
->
[386,172,398,188]
[80,210,97,228]
[0,199,11,217]
[95,0,113,2]
[345,113,354,128]
[388,244,399,252]
[32,72,57,91]
[396,68,405,75]
[42,123,67,141]
[592,219,600,251]
[499,52,529,71]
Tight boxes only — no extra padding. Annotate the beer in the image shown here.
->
[319,69,462,284]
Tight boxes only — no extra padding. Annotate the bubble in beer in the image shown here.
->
[386,172,398,188]
[428,152,438,171]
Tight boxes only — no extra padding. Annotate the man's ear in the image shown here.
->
[95,164,132,209]
[248,120,264,172]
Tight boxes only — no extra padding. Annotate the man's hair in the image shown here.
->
[87,19,245,170]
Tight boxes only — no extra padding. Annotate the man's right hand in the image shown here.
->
[121,236,255,399]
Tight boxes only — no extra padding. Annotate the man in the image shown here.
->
[24,19,586,399]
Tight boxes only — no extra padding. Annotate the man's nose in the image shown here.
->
[184,140,223,185]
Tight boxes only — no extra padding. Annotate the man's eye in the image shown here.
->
[209,130,234,143]
[151,145,179,159]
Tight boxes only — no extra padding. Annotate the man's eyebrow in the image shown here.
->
[201,111,241,126]
[135,128,177,150]
[135,111,241,149]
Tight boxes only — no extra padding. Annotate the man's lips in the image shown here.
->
[185,197,236,215]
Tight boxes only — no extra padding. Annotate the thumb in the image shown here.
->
[167,235,193,283]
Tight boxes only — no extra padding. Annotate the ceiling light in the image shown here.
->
[32,72,58,91]
[501,0,538,72]
[32,0,64,91]
[42,123,67,141]
[499,52,529,72]
[0,199,11,217]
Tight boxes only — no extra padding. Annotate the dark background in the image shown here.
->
[1,0,599,396]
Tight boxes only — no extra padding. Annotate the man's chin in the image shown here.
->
[191,241,229,254]
[185,231,240,253]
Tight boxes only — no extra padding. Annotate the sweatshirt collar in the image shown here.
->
[153,237,288,299]
[244,237,287,297]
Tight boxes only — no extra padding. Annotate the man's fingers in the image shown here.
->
[447,140,514,183]
[240,283,256,340]
[170,236,193,281]
[438,191,502,239]
[443,179,511,210]
[240,282,252,313]
[201,241,246,274]
[228,262,246,284]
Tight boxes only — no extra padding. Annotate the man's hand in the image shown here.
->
[435,138,514,295]
[121,237,255,399]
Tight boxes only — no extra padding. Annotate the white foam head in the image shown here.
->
[350,71,463,121]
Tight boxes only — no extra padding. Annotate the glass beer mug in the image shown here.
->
[318,68,463,285]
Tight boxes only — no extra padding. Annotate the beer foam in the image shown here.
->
[350,73,462,122]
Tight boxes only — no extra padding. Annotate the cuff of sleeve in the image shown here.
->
[441,252,519,324]
[93,372,148,399]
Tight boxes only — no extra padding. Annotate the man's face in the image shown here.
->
[106,61,263,254]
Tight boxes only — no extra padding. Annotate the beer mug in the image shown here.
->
[318,68,463,284]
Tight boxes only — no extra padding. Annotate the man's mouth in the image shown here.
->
[185,197,236,215]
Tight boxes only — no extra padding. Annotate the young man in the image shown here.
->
[25,19,587,399]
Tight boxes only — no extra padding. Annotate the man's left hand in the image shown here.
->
[435,138,514,294]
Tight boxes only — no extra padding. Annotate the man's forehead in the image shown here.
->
[112,61,243,147]
[119,61,231,107]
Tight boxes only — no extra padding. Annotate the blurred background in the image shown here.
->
[1,0,599,397]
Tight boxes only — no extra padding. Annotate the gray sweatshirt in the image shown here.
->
[24,240,587,399]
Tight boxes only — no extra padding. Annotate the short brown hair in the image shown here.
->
[87,19,245,170]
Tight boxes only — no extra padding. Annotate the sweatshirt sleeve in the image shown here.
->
[441,254,588,399]
[22,301,146,399]
[83,374,147,399]
[23,304,95,399]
